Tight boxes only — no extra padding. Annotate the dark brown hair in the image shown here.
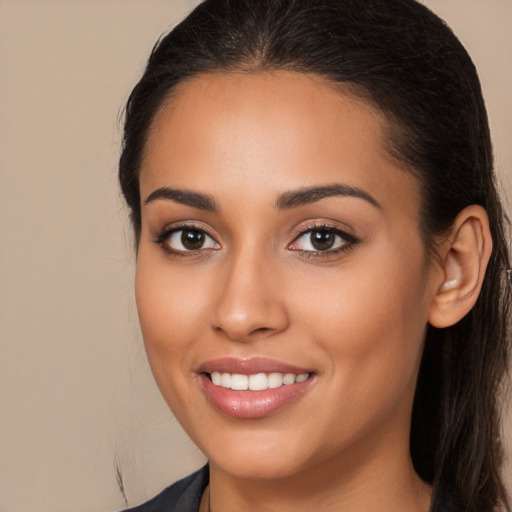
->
[119,1,511,509]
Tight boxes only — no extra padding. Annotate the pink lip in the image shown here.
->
[196,357,311,375]
[196,357,315,419]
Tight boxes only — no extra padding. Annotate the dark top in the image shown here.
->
[122,465,455,512]
[123,466,209,512]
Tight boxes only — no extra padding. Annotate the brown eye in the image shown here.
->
[289,226,357,254]
[181,229,206,250]
[164,228,219,252]
[310,230,336,251]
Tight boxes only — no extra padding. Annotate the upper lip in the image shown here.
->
[196,357,313,375]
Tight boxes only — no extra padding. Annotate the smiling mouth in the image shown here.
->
[206,371,310,390]
[197,358,315,419]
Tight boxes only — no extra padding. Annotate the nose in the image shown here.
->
[210,250,289,343]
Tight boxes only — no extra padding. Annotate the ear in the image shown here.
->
[428,205,493,328]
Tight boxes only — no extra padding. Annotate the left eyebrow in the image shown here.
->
[275,184,382,210]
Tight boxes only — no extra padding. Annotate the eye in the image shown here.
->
[158,226,220,254]
[289,226,357,253]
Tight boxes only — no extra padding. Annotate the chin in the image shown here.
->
[211,450,311,481]
[193,422,321,480]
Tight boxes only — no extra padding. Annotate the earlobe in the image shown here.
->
[428,205,493,328]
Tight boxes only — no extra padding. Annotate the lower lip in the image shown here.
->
[199,374,313,419]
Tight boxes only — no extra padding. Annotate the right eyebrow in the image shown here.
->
[144,187,219,212]
[275,183,382,210]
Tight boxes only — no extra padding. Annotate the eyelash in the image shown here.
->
[289,223,360,259]
[153,223,219,257]
[153,222,360,258]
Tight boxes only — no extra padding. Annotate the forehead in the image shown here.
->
[141,70,420,219]
[146,71,386,167]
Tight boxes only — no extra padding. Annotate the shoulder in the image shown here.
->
[121,465,209,512]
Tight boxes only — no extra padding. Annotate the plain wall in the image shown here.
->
[0,1,510,511]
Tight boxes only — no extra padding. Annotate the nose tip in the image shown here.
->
[210,261,289,343]
[213,302,288,342]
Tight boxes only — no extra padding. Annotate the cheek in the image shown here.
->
[294,251,427,338]
[134,251,205,390]
[290,240,430,407]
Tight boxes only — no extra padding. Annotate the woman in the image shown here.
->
[118,0,511,511]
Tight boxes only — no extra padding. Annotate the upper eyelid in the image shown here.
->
[154,222,218,244]
[292,222,356,240]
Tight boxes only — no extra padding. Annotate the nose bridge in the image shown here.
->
[211,241,288,341]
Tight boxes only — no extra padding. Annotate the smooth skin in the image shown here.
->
[135,71,492,512]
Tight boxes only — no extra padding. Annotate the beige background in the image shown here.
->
[0,1,510,511]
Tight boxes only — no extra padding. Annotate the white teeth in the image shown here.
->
[283,373,296,385]
[268,372,283,388]
[209,371,310,390]
[230,374,249,390]
[221,373,231,388]
[249,373,268,391]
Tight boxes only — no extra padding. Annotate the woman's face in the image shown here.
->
[136,71,440,480]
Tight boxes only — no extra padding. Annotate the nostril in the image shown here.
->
[212,323,278,342]
[251,327,272,335]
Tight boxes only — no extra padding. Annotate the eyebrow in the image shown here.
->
[144,187,218,212]
[275,184,381,210]
[144,183,381,213]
